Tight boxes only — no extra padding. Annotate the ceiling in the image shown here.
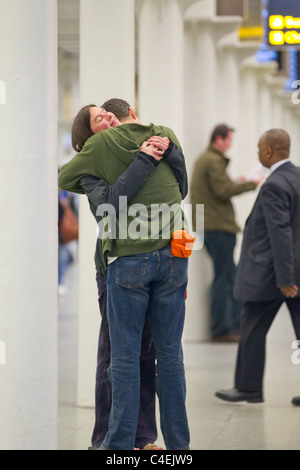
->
[57,0,262,58]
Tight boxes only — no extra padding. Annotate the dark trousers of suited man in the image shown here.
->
[235,298,300,393]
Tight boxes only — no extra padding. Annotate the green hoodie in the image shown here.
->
[58,123,185,263]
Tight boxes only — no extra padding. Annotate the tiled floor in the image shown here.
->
[58,260,300,450]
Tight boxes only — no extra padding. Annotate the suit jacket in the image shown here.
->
[234,161,300,302]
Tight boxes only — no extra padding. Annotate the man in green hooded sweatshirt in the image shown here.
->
[58,100,190,451]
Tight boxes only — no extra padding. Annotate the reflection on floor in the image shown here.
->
[58,261,300,450]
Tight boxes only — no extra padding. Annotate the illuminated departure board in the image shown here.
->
[267,0,300,47]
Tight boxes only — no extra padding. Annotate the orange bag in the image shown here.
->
[171,230,195,258]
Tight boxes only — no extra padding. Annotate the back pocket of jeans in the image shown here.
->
[169,256,188,287]
[115,256,148,288]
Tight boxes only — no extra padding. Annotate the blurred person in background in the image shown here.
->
[58,187,79,296]
[191,124,260,342]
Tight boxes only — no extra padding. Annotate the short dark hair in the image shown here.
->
[71,104,97,152]
[101,98,131,122]
[210,124,234,145]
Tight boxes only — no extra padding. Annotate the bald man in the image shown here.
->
[215,129,300,403]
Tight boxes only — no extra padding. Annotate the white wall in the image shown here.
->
[0,0,58,450]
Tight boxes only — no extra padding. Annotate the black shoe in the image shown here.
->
[210,334,240,343]
[215,387,263,403]
[292,396,300,406]
[88,444,106,450]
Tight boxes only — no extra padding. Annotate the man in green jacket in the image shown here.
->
[58,102,190,450]
[66,99,188,451]
[191,124,259,342]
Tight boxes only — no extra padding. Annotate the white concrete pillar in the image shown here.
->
[278,91,294,129]
[257,71,300,161]
[0,0,58,450]
[258,69,280,133]
[291,108,300,165]
[273,89,300,166]
[137,0,185,143]
[235,58,279,230]
[239,58,265,176]
[183,12,244,342]
[243,60,279,153]
[284,102,299,162]
[77,0,135,407]
[183,15,242,164]
[287,103,300,165]
[217,38,263,176]
[263,75,287,129]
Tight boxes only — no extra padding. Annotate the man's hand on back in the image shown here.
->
[141,136,171,161]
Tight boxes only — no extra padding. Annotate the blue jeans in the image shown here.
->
[58,243,73,285]
[92,272,157,449]
[204,231,242,337]
[103,245,190,450]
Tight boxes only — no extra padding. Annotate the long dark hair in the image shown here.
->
[71,104,97,152]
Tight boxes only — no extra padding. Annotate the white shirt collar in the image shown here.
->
[269,158,290,174]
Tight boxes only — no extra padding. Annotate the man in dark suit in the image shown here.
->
[215,128,300,403]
